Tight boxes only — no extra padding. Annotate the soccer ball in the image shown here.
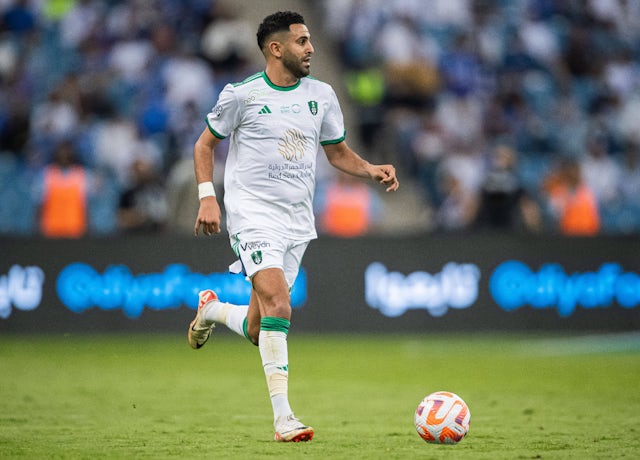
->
[414,391,470,444]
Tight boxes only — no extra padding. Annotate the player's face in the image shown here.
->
[281,24,314,79]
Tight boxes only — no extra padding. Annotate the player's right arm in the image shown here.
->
[193,128,223,236]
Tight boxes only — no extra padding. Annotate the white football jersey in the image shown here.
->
[206,71,345,239]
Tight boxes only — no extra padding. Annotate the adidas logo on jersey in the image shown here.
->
[258,105,272,114]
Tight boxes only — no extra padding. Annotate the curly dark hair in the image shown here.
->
[256,11,305,50]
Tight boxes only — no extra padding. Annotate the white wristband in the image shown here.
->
[198,181,216,200]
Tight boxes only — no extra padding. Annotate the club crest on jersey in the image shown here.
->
[308,100,318,115]
[251,251,263,265]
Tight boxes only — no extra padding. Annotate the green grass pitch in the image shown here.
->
[1,332,639,459]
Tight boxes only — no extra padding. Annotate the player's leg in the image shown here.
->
[187,233,258,348]
[201,293,251,338]
[187,290,250,349]
[244,291,261,345]
[251,267,313,442]
[252,267,292,419]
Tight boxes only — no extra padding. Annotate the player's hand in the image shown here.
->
[194,197,222,236]
[371,164,399,192]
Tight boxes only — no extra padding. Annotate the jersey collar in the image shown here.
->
[262,71,302,91]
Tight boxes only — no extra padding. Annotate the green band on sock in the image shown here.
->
[260,316,290,334]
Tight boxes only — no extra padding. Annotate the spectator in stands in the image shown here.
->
[29,87,80,162]
[329,0,383,69]
[378,13,440,109]
[166,100,226,234]
[92,110,163,190]
[617,89,640,148]
[542,157,600,236]
[199,1,255,78]
[603,47,640,101]
[58,0,103,50]
[439,32,483,98]
[1,0,36,36]
[438,143,485,201]
[619,143,640,208]
[561,24,596,82]
[411,112,447,208]
[474,144,541,232]
[35,140,92,238]
[517,4,563,82]
[434,170,478,232]
[0,103,30,159]
[344,65,387,159]
[117,157,168,233]
[548,95,589,158]
[580,134,621,207]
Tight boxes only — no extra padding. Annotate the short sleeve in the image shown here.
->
[205,83,241,139]
[319,87,346,146]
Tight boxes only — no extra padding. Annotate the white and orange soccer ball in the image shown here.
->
[414,391,470,444]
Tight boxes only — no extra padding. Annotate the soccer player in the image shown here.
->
[188,11,399,442]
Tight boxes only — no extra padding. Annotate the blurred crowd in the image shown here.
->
[1,0,640,238]
[323,0,640,235]
[0,0,257,236]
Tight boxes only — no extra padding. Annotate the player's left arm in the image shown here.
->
[323,141,399,192]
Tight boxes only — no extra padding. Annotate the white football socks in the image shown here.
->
[203,308,295,422]
[203,300,248,338]
[259,317,293,422]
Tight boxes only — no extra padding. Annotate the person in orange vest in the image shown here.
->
[543,157,600,236]
[315,170,383,237]
[36,140,92,238]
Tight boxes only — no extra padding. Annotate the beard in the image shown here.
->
[282,51,310,79]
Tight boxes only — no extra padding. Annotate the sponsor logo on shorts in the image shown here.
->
[240,241,271,251]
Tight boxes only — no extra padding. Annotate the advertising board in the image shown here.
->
[1,235,638,333]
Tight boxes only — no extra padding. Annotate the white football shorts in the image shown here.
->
[228,231,309,288]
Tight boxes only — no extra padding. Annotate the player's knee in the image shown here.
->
[264,302,292,319]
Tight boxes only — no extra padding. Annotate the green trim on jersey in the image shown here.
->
[232,71,322,90]
[232,72,263,87]
[206,117,226,139]
[320,130,346,146]
[262,71,302,91]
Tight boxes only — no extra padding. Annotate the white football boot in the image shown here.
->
[187,290,218,349]
[274,414,314,442]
